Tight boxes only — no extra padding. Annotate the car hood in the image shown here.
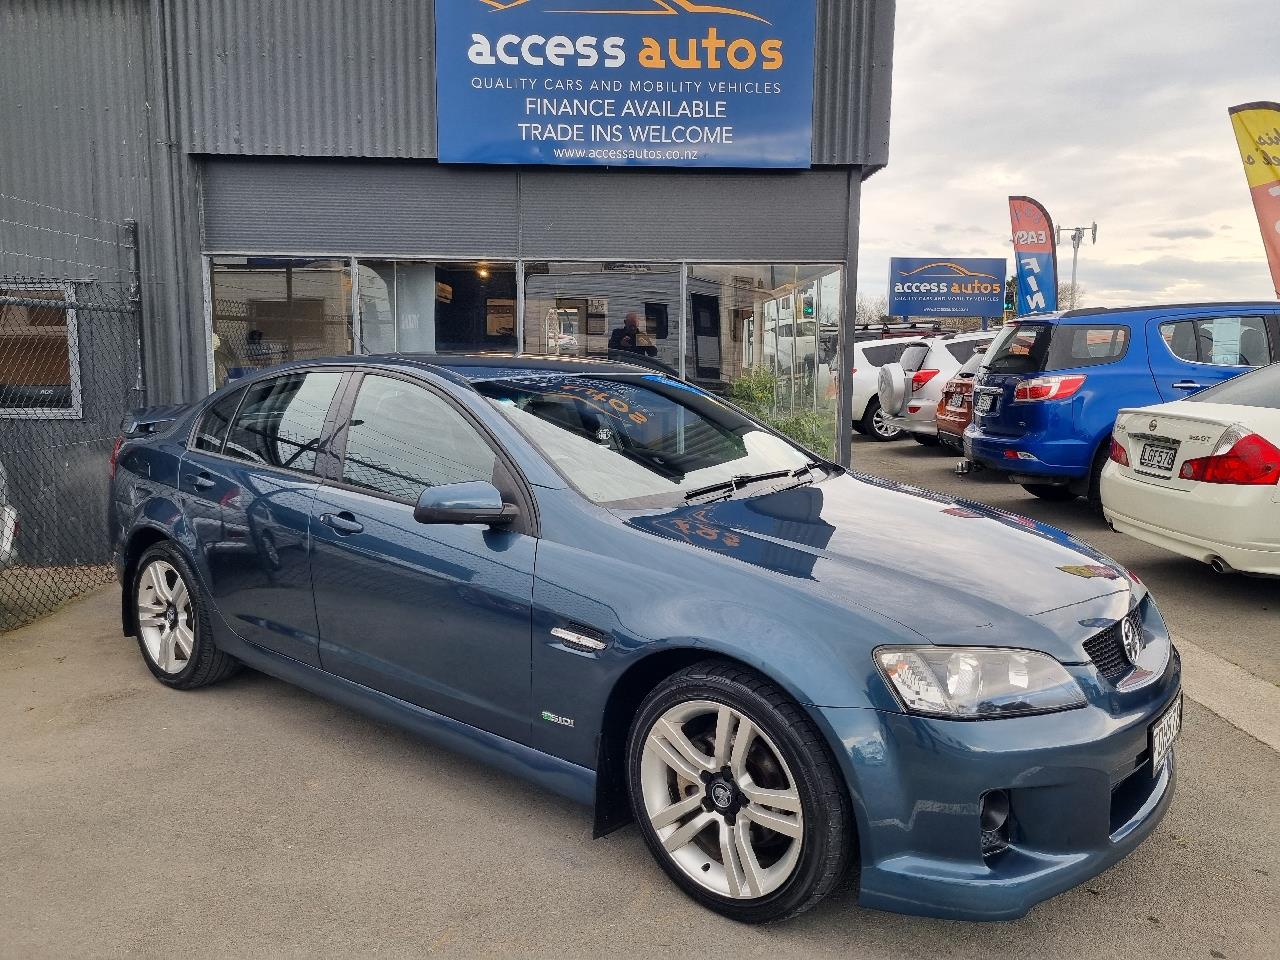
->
[615,472,1137,664]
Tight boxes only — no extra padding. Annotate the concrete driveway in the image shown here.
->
[1,440,1278,959]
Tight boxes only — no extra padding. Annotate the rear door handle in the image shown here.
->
[1172,380,1204,391]
[191,472,215,490]
[320,512,364,536]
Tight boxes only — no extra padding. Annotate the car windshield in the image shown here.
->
[475,374,819,508]
[1187,362,1280,409]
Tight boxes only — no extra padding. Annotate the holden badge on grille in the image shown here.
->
[1121,615,1142,665]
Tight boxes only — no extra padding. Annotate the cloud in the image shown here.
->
[857,0,1277,308]
[1150,226,1217,240]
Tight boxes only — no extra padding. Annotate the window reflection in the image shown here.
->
[357,261,516,356]
[688,264,843,457]
[210,258,353,386]
[522,263,682,377]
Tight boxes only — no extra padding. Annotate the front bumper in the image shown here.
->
[820,651,1181,920]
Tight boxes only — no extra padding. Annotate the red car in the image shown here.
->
[935,353,983,451]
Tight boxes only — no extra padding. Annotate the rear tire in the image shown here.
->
[911,433,940,447]
[133,542,240,689]
[859,398,903,441]
[626,661,854,924]
[1021,483,1076,501]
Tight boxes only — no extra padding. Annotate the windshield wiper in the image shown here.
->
[683,469,794,503]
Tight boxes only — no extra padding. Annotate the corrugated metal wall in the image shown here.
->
[201,159,852,263]
[170,0,437,159]
[0,0,153,246]
[172,0,892,167]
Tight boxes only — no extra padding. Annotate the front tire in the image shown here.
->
[133,543,239,689]
[626,661,853,924]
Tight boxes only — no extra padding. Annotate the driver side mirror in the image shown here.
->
[414,481,518,527]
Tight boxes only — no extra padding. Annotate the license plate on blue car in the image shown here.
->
[975,391,995,414]
[1150,693,1182,773]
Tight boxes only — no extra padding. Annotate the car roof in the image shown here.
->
[1023,302,1280,324]
[236,352,657,387]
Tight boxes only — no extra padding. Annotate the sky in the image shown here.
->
[857,0,1278,309]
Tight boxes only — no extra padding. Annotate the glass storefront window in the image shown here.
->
[357,260,517,356]
[210,257,353,386]
[522,263,682,377]
[688,264,843,458]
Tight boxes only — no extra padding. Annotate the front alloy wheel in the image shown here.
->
[640,700,803,900]
[627,661,853,923]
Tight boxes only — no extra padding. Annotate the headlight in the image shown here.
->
[874,646,1086,719]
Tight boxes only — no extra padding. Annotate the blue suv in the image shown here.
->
[966,303,1280,501]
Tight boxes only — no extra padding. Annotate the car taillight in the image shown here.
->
[1109,435,1130,467]
[109,436,124,480]
[1013,374,1087,402]
[1178,427,1280,485]
[911,369,939,392]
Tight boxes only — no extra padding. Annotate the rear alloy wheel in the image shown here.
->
[627,662,852,923]
[133,543,240,689]
[1021,483,1076,501]
[860,399,903,441]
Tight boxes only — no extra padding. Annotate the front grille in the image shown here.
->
[1084,602,1143,683]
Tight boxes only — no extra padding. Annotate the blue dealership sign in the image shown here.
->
[887,258,1008,318]
[435,1,815,168]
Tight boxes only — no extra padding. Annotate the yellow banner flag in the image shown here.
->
[1229,102,1280,298]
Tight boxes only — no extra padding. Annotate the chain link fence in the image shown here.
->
[1,193,144,631]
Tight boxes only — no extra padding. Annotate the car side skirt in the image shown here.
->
[214,630,597,809]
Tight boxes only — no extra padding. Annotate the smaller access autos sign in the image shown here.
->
[435,1,815,168]
[887,258,1007,318]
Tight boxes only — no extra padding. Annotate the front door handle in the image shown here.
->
[320,512,364,536]
[1172,380,1204,392]
[191,472,216,490]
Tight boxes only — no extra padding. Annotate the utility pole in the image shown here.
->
[1056,222,1098,308]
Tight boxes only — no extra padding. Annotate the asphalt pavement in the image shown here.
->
[1,437,1277,959]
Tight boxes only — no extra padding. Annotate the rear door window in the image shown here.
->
[860,342,914,367]
[223,371,343,472]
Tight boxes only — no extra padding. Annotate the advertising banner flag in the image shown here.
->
[1008,197,1059,315]
[1229,102,1280,298]
[887,258,1007,318]
[435,0,815,168]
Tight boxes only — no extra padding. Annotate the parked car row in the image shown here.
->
[866,303,1280,577]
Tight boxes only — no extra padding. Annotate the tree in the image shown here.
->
[855,293,889,325]
[1057,282,1087,311]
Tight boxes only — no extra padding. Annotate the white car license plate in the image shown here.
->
[947,393,965,411]
[1150,693,1182,772]
[975,392,996,414]
[1139,442,1178,473]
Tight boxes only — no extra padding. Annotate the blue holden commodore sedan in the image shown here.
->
[109,355,1182,924]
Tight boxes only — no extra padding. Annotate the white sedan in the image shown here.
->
[1101,363,1280,576]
